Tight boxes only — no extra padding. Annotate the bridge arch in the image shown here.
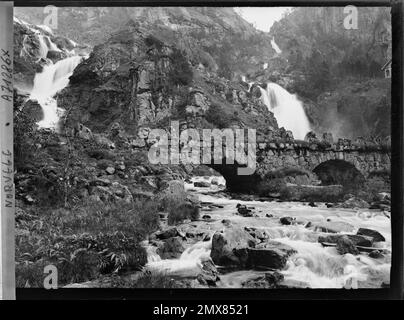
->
[313,159,365,187]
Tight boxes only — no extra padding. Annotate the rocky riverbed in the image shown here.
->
[143,176,391,289]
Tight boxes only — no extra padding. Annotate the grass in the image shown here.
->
[15,198,160,288]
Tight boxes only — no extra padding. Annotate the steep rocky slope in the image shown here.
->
[264,7,392,139]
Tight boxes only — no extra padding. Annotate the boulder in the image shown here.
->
[335,236,359,255]
[105,167,115,175]
[210,227,256,267]
[357,228,385,242]
[196,259,220,286]
[318,234,373,248]
[154,227,181,240]
[247,241,297,270]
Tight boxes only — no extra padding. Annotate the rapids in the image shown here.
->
[144,176,391,289]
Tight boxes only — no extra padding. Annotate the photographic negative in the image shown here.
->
[12,5,393,290]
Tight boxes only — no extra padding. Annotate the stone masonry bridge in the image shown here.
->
[202,137,391,193]
[125,126,391,193]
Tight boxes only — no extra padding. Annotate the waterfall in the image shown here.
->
[271,37,282,54]
[259,82,311,140]
[30,55,83,129]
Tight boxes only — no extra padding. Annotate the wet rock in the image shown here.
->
[357,228,385,242]
[335,236,359,255]
[326,203,334,208]
[221,219,232,227]
[210,227,256,267]
[244,227,268,241]
[369,250,384,259]
[157,236,186,259]
[202,215,211,220]
[197,259,220,286]
[318,234,373,248]
[247,241,297,270]
[308,201,317,207]
[154,227,181,240]
[194,181,211,188]
[280,216,294,225]
[242,271,284,288]
[266,213,273,218]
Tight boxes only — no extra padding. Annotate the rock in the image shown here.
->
[105,167,116,175]
[337,197,370,209]
[318,234,373,248]
[247,241,297,270]
[335,236,359,255]
[211,177,219,185]
[326,203,334,208]
[369,250,384,259]
[221,219,231,226]
[357,228,385,242]
[266,213,273,218]
[202,215,211,220]
[280,216,294,225]
[237,205,253,217]
[308,201,317,207]
[242,271,284,288]
[154,227,181,240]
[210,227,256,267]
[157,236,186,259]
[244,227,268,241]
[194,181,211,188]
[197,259,220,286]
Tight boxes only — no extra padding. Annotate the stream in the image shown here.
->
[144,176,391,289]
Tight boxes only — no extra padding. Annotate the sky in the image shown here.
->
[234,7,292,32]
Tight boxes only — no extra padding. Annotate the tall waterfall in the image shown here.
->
[30,56,83,129]
[259,82,311,140]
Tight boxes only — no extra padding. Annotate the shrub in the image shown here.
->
[167,202,200,225]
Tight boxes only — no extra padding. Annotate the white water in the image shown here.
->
[259,82,311,140]
[271,37,282,54]
[144,176,391,289]
[146,241,212,277]
[30,56,83,129]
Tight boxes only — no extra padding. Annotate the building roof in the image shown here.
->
[381,58,392,70]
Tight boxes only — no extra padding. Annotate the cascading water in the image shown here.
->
[271,37,282,54]
[30,55,84,129]
[145,240,212,277]
[259,82,311,140]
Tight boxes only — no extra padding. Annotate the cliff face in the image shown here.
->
[265,7,392,139]
[58,19,279,138]
[16,7,391,140]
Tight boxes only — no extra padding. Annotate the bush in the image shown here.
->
[167,202,200,225]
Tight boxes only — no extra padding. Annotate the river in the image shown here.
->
[145,176,391,289]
